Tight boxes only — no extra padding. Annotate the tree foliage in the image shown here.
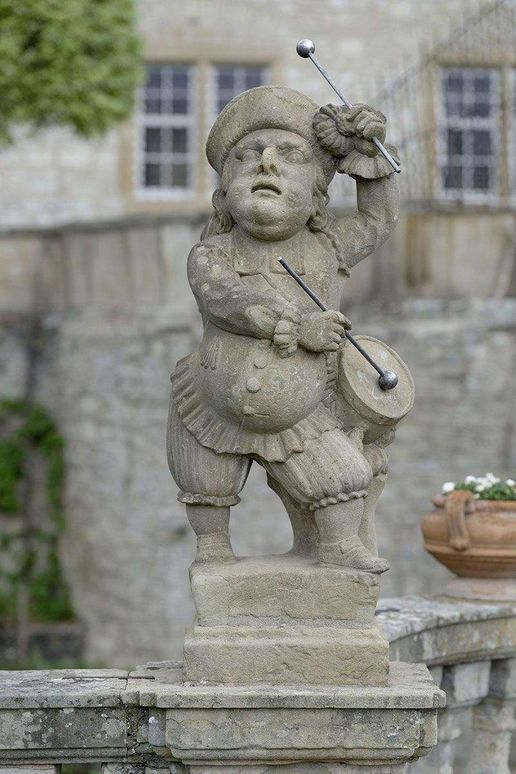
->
[0,0,142,143]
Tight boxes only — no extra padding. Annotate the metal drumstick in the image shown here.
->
[296,39,401,174]
[278,257,398,391]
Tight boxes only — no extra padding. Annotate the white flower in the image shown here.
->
[475,484,486,492]
[465,475,476,484]
[442,482,455,493]
[506,479,515,487]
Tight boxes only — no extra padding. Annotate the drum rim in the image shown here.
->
[338,334,415,425]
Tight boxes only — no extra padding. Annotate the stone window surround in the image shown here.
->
[137,63,197,196]
[434,58,516,207]
[438,66,501,202]
[123,51,278,214]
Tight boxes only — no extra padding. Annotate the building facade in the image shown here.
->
[1,0,515,228]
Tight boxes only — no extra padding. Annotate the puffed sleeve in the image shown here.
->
[336,146,401,269]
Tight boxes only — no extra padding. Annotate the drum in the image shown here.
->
[336,335,415,444]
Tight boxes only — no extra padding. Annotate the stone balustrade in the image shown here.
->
[377,595,516,774]
[0,594,514,774]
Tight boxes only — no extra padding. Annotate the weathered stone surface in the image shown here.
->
[490,658,516,699]
[377,595,516,664]
[0,768,59,774]
[0,669,129,709]
[183,623,389,687]
[137,661,443,711]
[0,707,127,760]
[164,662,442,766]
[445,577,516,601]
[0,669,133,764]
[189,767,409,773]
[469,697,516,774]
[190,556,379,626]
[440,662,490,706]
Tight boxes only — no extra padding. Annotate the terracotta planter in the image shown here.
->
[421,490,516,578]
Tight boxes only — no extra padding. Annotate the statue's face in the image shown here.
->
[223,129,317,240]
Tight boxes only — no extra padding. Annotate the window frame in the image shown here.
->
[437,66,502,204]
[134,62,198,201]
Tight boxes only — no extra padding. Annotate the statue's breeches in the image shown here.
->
[168,402,372,510]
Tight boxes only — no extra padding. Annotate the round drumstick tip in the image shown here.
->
[378,370,398,391]
[296,39,315,58]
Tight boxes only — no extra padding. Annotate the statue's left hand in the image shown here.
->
[336,104,387,158]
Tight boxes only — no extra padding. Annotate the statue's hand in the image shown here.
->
[299,310,351,353]
[336,103,387,158]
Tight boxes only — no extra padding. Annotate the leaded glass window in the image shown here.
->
[440,67,501,200]
[138,64,195,192]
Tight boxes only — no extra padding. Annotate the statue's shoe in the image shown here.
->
[318,536,390,574]
[195,533,235,564]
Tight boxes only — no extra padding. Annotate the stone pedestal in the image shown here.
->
[184,555,389,686]
[137,661,444,771]
[445,576,516,601]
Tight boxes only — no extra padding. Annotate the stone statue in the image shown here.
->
[168,85,410,570]
[167,85,414,687]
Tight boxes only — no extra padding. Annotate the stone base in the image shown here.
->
[185,554,388,686]
[445,576,516,601]
[137,661,445,768]
[183,622,389,686]
[189,555,380,626]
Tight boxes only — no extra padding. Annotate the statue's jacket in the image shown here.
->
[171,229,351,464]
[171,165,400,464]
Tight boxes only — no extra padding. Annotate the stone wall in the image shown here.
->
[1,212,515,665]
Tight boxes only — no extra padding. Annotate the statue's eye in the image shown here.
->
[238,148,261,162]
[284,149,305,163]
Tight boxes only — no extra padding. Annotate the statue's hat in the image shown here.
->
[206,85,338,184]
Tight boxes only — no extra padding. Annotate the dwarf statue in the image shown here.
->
[167,86,403,573]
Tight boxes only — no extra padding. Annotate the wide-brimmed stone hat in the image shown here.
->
[206,85,339,184]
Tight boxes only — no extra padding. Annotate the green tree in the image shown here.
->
[0,0,142,143]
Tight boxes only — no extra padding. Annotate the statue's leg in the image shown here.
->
[184,504,233,564]
[315,497,388,572]
[359,472,386,555]
[167,400,251,563]
[359,441,390,555]
[266,473,318,558]
[262,429,389,573]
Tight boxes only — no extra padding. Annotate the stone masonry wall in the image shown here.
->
[1,212,515,665]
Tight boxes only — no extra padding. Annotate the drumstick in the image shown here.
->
[278,257,398,391]
[296,39,401,174]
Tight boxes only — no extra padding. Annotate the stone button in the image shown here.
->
[254,353,268,368]
[246,377,261,393]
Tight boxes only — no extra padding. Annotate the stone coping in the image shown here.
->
[0,662,444,711]
[377,594,516,667]
[0,669,131,709]
[377,595,516,641]
[135,662,445,710]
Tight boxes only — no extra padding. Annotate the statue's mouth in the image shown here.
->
[251,179,281,195]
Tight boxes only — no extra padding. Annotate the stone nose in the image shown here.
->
[259,146,280,175]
